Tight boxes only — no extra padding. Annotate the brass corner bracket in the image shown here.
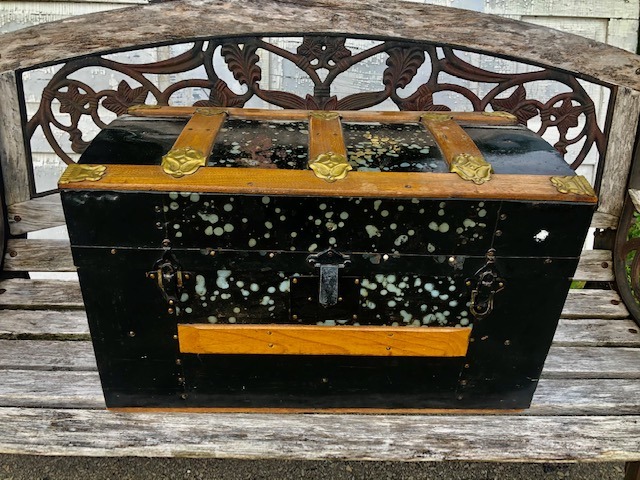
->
[195,107,227,116]
[550,175,596,196]
[450,153,493,185]
[309,152,352,182]
[309,111,340,120]
[162,147,207,178]
[59,164,107,185]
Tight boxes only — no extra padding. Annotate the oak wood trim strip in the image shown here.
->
[173,111,226,153]
[128,106,519,126]
[308,113,347,161]
[421,115,485,169]
[57,164,598,203]
[177,324,471,357]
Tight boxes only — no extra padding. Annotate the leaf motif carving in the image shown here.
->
[490,85,538,124]
[221,43,261,86]
[102,81,148,116]
[57,84,90,124]
[194,80,247,108]
[398,85,450,111]
[383,47,426,90]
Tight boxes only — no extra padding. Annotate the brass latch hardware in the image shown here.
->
[307,248,351,307]
[467,249,505,320]
[147,246,192,308]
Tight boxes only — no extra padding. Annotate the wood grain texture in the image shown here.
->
[0,370,103,409]
[543,346,640,379]
[421,116,484,168]
[130,107,519,125]
[0,1,639,92]
[170,111,226,158]
[2,241,614,282]
[591,211,619,230]
[0,340,96,371]
[0,310,89,340]
[553,319,640,347]
[177,324,471,357]
[6,194,65,235]
[572,249,614,282]
[599,88,640,218]
[308,114,347,163]
[0,279,624,318]
[0,306,632,347]
[0,338,636,380]
[1,370,638,415]
[0,407,636,461]
[4,239,75,272]
[561,289,629,319]
[0,72,31,206]
[57,164,598,204]
[0,279,83,310]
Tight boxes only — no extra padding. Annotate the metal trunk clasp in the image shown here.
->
[307,248,351,307]
[147,244,191,308]
[467,249,505,320]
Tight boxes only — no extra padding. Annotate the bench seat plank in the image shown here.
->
[1,339,637,379]
[1,370,638,416]
[0,407,636,461]
[1,310,637,346]
[0,279,629,318]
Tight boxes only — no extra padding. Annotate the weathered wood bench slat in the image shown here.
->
[0,406,636,461]
[0,340,96,371]
[1,371,639,416]
[1,278,626,317]
[0,310,89,340]
[573,250,614,282]
[4,239,74,272]
[554,318,640,347]
[6,194,65,236]
[2,239,616,282]
[1,310,637,346]
[5,194,618,238]
[0,279,84,309]
[1,339,637,379]
[561,289,629,318]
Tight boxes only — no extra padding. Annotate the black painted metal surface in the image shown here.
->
[63,116,594,409]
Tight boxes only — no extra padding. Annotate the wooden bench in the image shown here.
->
[0,0,638,476]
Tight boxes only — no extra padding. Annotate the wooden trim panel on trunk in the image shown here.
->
[177,324,471,357]
[58,164,598,204]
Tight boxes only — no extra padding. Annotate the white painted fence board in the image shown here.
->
[486,0,640,19]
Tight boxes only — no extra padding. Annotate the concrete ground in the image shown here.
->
[0,456,627,480]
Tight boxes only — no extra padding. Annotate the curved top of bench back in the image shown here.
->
[0,0,638,91]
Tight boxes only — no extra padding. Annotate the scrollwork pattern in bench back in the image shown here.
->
[22,35,610,191]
